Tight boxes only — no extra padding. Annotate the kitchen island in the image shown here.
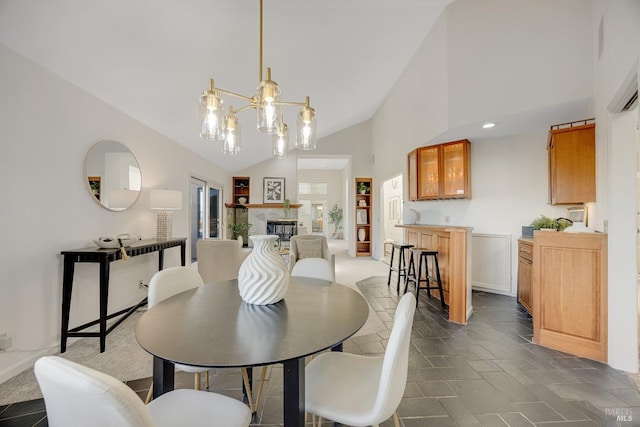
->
[396,224,473,324]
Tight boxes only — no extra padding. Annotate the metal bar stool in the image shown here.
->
[387,243,414,293]
[405,248,446,308]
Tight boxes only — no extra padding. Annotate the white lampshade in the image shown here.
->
[149,189,182,210]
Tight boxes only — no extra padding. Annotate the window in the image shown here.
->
[298,182,327,195]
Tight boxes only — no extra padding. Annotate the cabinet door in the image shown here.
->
[417,146,440,199]
[407,150,418,201]
[517,240,533,314]
[441,140,470,199]
[548,124,595,204]
[533,232,607,362]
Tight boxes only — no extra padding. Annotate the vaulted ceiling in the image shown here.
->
[0,0,454,172]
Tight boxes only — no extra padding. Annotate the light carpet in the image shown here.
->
[0,238,388,405]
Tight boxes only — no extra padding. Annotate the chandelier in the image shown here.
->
[199,0,318,159]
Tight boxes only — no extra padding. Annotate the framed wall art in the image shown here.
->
[356,209,368,225]
[263,177,285,204]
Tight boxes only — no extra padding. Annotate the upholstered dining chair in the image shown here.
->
[145,266,263,412]
[304,293,417,427]
[291,257,335,282]
[196,238,250,284]
[34,356,251,427]
[289,234,335,275]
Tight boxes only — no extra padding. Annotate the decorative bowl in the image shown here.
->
[238,197,247,205]
[93,235,137,249]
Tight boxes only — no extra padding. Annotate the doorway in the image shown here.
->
[381,175,403,264]
[190,177,222,262]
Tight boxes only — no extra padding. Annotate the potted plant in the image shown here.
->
[357,182,369,195]
[228,222,252,241]
[283,199,290,218]
[328,204,343,239]
[530,215,572,231]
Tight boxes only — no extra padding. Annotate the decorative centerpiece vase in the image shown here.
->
[358,228,366,242]
[238,235,290,305]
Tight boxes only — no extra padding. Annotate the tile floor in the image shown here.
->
[1,276,639,426]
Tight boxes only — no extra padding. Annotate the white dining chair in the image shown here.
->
[34,356,251,427]
[146,266,264,412]
[291,257,335,282]
[144,266,211,402]
[304,292,416,427]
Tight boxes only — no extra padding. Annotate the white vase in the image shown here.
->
[238,235,290,305]
[358,228,366,242]
[403,208,419,225]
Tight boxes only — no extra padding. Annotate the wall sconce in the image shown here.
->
[149,189,182,240]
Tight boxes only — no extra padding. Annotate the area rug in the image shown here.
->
[0,309,152,405]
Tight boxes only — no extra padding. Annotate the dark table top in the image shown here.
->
[61,238,186,256]
[135,277,369,368]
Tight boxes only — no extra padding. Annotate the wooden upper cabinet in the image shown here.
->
[548,121,595,205]
[417,146,440,199]
[441,140,471,199]
[407,149,418,201]
[409,139,471,201]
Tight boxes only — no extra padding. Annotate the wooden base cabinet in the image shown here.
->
[517,239,533,314]
[398,224,472,325]
[532,232,607,362]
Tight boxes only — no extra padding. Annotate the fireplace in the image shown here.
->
[266,219,298,242]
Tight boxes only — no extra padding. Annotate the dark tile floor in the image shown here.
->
[1,277,639,426]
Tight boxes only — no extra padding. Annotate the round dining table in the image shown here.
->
[135,276,369,427]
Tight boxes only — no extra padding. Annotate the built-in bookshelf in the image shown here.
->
[355,177,372,256]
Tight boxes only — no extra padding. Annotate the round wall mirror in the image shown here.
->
[83,140,142,211]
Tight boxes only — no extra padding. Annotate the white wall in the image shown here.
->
[0,44,230,381]
[591,0,640,372]
[446,0,593,128]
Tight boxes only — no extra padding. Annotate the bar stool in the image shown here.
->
[387,243,414,293]
[405,248,446,308]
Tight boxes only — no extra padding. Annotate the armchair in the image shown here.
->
[196,238,250,284]
[289,234,335,274]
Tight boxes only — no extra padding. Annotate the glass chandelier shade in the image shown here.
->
[256,69,282,134]
[272,122,288,159]
[199,81,225,142]
[296,97,317,150]
[223,110,241,155]
[198,0,317,159]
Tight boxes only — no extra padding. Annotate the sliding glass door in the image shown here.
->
[190,177,222,262]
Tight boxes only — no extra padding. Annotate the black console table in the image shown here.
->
[60,238,186,353]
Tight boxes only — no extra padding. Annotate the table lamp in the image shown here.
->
[150,189,182,240]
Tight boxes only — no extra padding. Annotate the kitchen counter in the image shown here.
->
[396,224,473,324]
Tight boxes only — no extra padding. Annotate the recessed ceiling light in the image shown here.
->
[482,122,496,129]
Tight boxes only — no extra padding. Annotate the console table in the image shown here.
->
[60,238,186,353]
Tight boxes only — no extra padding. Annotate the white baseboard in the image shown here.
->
[0,346,58,384]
